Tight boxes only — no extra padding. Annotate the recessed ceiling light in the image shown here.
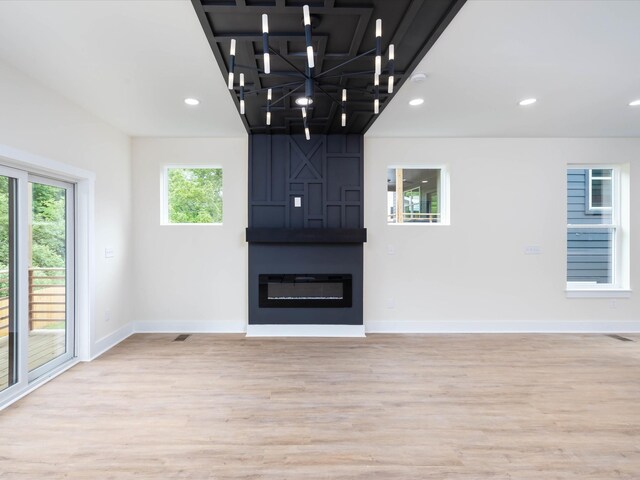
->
[410,73,427,83]
[295,97,313,106]
[409,98,424,106]
[629,99,640,107]
[184,98,200,106]
[421,180,428,183]
[519,98,537,106]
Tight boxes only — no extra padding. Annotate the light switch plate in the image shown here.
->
[524,245,542,255]
[105,247,115,258]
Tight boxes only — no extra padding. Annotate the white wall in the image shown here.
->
[0,60,133,347]
[364,137,640,332]
[131,137,248,332]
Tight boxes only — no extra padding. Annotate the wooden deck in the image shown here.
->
[0,333,639,479]
[0,330,66,390]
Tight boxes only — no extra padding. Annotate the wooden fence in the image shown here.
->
[0,268,66,337]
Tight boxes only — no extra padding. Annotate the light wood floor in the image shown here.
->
[1,333,639,479]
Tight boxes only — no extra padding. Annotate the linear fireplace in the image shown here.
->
[259,274,352,308]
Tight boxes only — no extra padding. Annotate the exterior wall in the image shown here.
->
[0,59,132,349]
[364,137,640,331]
[131,137,248,332]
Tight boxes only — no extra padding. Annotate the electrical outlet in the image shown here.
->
[105,247,115,258]
[104,309,111,322]
[387,245,395,255]
[524,245,542,255]
[386,298,395,309]
[609,300,618,310]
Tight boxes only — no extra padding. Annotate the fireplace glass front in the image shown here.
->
[259,274,352,308]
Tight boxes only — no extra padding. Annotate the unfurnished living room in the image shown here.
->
[0,0,639,478]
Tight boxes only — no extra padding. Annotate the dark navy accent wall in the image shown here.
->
[249,135,364,229]
[247,134,365,326]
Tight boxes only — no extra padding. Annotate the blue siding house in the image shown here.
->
[567,169,613,284]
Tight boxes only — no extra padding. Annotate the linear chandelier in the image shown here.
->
[227,4,395,140]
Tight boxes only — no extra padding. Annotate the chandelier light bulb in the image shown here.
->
[227,72,234,90]
[262,14,269,33]
[305,127,310,140]
[374,74,379,86]
[267,88,272,101]
[374,98,379,114]
[240,99,245,115]
[389,44,394,61]
[388,76,394,94]
[376,19,382,38]
[266,111,271,125]
[303,5,311,26]
[307,46,315,69]
[341,113,346,127]
[375,55,381,76]
[342,89,347,102]
[239,73,244,87]
[264,54,271,74]
[301,107,307,118]
[230,38,236,56]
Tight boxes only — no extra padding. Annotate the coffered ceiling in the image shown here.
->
[191,0,466,135]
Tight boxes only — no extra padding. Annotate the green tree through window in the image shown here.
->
[167,167,223,224]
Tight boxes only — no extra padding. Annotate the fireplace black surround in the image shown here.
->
[247,134,364,326]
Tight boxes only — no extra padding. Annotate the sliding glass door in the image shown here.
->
[0,171,17,393]
[0,167,75,401]
[28,177,74,378]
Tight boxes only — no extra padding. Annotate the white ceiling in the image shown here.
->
[0,0,245,137]
[368,0,640,138]
[0,0,638,138]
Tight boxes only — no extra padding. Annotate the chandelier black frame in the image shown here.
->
[227,4,395,140]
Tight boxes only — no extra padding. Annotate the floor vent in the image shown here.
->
[607,334,634,342]
[173,334,190,342]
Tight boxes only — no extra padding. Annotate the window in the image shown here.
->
[587,168,613,212]
[163,166,223,224]
[387,167,447,224]
[567,166,628,292]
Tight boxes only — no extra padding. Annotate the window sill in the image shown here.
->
[160,223,223,226]
[565,289,631,299]
[387,222,450,227]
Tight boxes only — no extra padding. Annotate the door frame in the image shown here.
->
[27,175,75,382]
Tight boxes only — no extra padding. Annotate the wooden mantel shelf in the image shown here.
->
[246,228,367,244]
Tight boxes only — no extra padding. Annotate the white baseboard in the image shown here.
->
[365,319,640,333]
[246,324,366,337]
[134,319,246,334]
[91,322,135,360]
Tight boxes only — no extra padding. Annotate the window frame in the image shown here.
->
[586,168,613,213]
[161,165,223,226]
[566,164,628,295]
[386,165,450,226]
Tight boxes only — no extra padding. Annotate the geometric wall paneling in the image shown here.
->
[249,134,363,229]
